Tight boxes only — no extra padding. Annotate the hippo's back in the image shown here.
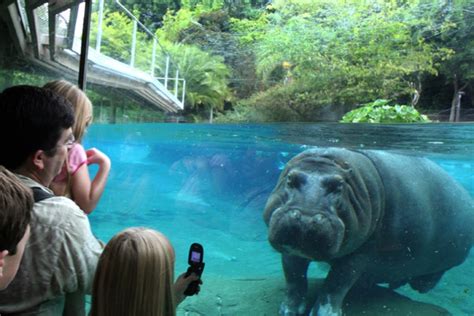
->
[362,150,473,272]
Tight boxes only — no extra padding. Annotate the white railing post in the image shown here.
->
[96,0,104,52]
[130,20,137,66]
[114,0,187,109]
[181,79,186,105]
[151,38,156,76]
[164,55,169,89]
[174,69,179,97]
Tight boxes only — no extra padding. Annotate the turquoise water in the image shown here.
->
[85,123,473,315]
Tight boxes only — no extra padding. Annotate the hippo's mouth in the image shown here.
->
[268,207,345,260]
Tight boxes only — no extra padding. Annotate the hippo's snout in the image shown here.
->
[289,209,301,220]
[287,210,330,227]
[268,207,345,260]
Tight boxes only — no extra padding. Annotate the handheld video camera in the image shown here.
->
[184,243,205,296]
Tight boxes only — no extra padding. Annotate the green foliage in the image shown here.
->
[424,0,474,90]
[229,13,268,45]
[91,9,168,75]
[255,0,448,105]
[181,0,224,10]
[340,99,431,123]
[90,10,135,64]
[86,0,474,122]
[0,68,52,89]
[214,101,265,122]
[102,0,179,30]
[167,9,260,99]
[157,8,201,42]
[165,44,231,112]
[216,82,332,122]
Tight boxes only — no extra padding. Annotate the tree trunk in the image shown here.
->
[209,106,214,124]
[449,75,467,122]
[111,104,117,124]
[411,73,422,107]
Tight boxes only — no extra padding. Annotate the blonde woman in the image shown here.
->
[90,227,199,316]
[43,80,111,214]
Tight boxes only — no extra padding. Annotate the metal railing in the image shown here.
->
[94,0,186,105]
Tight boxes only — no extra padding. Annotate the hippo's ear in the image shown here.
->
[287,170,307,189]
[322,175,344,193]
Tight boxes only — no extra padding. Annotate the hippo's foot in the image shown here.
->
[279,299,306,316]
[309,296,342,316]
[309,304,341,316]
[409,271,444,293]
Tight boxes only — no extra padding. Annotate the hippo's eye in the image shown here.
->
[322,175,344,193]
[287,170,307,189]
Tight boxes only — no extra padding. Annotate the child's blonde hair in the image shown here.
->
[90,227,177,316]
[43,80,92,143]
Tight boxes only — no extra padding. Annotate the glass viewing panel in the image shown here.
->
[0,0,472,315]
[86,123,474,315]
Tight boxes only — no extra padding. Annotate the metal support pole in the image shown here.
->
[174,70,179,97]
[96,0,104,52]
[130,20,137,67]
[164,55,169,89]
[78,0,92,90]
[181,79,186,105]
[151,38,156,76]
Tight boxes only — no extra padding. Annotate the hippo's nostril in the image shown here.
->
[313,213,324,223]
[290,209,301,220]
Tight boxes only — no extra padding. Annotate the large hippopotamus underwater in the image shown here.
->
[263,147,474,316]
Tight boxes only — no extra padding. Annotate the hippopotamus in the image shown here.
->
[263,147,474,316]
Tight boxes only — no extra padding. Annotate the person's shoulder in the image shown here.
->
[68,143,88,172]
[71,142,86,153]
[33,195,89,226]
[69,143,87,159]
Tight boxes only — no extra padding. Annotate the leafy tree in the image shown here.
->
[156,8,203,42]
[101,0,181,29]
[174,10,260,98]
[90,6,232,122]
[90,10,138,64]
[252,0,449,113]
[90,0,473,122]
[216,80,347,122]
[165,44,232,122]
[0,66,58,92]
[416,0,474,121]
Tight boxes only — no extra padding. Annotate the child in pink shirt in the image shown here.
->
[44,80,111,214]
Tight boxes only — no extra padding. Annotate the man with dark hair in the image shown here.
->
[0,165,33,290]
[0,86,103,315]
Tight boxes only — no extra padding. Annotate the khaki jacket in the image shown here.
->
[0,176,103,315]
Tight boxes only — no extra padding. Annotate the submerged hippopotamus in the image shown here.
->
[264,148,474,316]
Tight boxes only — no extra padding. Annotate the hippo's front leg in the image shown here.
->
[280,254,310,316]
[310,254,368,316]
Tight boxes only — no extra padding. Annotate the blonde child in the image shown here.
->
[90,227,200,316]
[44,80,111,214]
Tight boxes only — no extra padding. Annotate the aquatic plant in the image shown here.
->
[341,99,431,123]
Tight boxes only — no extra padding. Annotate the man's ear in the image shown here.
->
[31,150,46,170]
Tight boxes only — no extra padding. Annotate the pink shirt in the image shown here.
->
[54,143,88,182]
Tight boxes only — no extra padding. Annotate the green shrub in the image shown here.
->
[341,99,431,123]
[216,82,337,122]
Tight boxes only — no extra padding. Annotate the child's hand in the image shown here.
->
[86,148,111,167]
[174,272,200,304]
